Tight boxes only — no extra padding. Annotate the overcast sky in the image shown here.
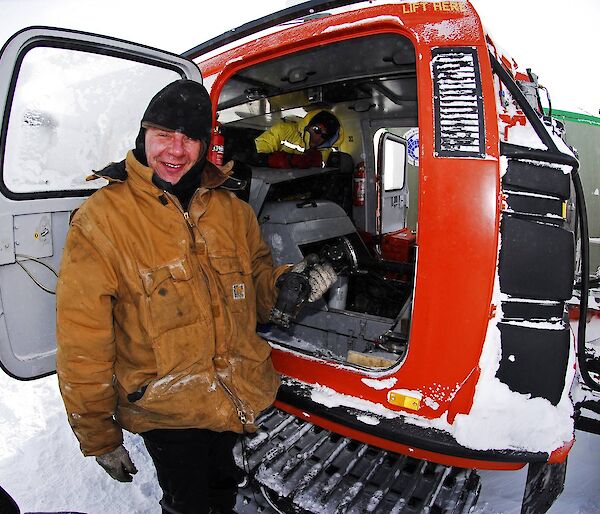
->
[1,0,598,116]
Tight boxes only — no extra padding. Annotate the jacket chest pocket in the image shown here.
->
[210,255,252,314]
[140,258,199,337]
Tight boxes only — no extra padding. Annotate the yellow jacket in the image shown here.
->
[56,151,286,456]
[254,109,344,162]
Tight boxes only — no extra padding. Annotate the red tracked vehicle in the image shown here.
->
[187,1,598,511]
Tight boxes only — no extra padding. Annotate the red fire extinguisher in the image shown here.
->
[209,122,224,165]
[353,161,366,206]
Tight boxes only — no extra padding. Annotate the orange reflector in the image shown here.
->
[387,390,421,411]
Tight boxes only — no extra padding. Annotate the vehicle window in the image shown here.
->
[383,137,407,191]
[375,130,407,191]
[2,46,181,195]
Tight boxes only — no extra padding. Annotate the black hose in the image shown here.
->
[546,87,552,119]
[571,167,599,391]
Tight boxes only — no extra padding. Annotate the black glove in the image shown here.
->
[291,256,338,302]
[270,255,338,328]
[95,445,138,482]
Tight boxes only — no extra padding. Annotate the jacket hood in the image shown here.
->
[299,109,344,149]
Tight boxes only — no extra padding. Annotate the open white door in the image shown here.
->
[375,129,409,235]
[0,27,202,379]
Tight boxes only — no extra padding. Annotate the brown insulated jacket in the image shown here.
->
[56,151,286,456]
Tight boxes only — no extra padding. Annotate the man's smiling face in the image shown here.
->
[144,126,203,184]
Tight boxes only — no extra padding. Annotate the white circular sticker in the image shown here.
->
[404,127,419,166]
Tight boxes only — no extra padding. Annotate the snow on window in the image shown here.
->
[3,46,181,194]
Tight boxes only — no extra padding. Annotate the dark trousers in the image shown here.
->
[142,428,242,514]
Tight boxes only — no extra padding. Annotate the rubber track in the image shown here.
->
[234,408,480,513]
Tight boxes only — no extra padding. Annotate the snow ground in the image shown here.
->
[0,371,598,514]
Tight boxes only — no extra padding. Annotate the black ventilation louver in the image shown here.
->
[431,47,485,158]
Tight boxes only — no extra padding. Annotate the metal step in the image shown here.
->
[234,408,481,514]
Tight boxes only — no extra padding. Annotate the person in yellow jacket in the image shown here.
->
[55,80,337,514]
[254,109,343,168]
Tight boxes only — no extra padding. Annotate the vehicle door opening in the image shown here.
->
[215,33,419,370]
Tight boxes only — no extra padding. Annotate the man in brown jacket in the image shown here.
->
[55,79,336,514]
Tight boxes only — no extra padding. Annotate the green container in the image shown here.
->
[550,109,600,275]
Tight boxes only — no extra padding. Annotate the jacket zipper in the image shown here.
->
[161,191,253,429]
[217,374,254,428]
[161,191,196,240]
[183,211,194,232]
